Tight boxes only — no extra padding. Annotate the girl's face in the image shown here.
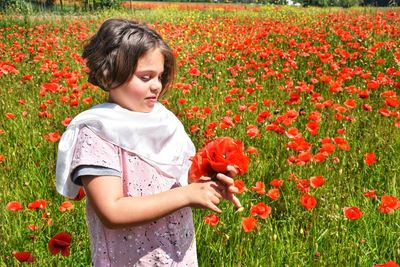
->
[108,47,164,113]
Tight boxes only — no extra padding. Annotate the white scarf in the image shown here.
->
[56,102,196,199]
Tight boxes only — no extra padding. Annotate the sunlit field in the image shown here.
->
[1,4,399,266]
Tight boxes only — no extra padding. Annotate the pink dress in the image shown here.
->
[70,126,198,266]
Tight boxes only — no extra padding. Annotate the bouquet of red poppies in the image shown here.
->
[189,136,249,182]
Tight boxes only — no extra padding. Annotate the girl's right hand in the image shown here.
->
[185,177,223,213]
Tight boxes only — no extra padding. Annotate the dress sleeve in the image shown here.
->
[70,126,122,185]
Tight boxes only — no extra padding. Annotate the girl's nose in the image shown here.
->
[150,79,162,93]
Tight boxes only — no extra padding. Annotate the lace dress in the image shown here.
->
[70,126,198,267]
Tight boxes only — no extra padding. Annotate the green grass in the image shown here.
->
[1,5,399,266]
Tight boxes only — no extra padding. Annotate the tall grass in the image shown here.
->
[1,5,399,266]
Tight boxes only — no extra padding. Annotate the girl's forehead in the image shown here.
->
[135,48,164,72]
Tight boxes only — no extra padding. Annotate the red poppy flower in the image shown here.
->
[306,121,319,136]
[72,187,86,201]
[59,201,74,212]
[27,224,38,231]
[378,195,400,213]
[188,150,212,182]
[83,96,93,105]
[310,176,325,188]
[189,137,249,181]
[286,127,302,139]
[363,190,377,198]
[5,113,15,119]
[364,152,377,166]
[48,232,72,256]
[250,202,272,219]
[204,214,219,227]
[266,188,280,201]
[44,132,60,142]
[245,146,258,154]
[246,124,261,138]
[270,179,284,187]
[242,216,258,232]
[300,194,317,210]
[251,181,266,194]
[343,206,364,220]
[234,179,246,193]
[296,179,310,193]
[61,117,72,126]
[12,251,35,262]
[6,201,24,212]
[28,199,47,210]
[373,261,399,267]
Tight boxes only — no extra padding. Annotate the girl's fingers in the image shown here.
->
[231,195,243,210]
[211,188,223,199]
[216,173,234,186]
[208,203,222,213]
[226,165,238,178]
[228,184,239,193]
[199,176,212,182]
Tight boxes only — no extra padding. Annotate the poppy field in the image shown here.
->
[1,4,400,266]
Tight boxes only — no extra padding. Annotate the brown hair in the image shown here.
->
[82,18,176,97]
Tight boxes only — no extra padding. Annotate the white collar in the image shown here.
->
[56,102,195,199]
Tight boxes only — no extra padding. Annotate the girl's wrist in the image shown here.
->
[175,185,192,208]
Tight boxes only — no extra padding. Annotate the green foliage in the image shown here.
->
[0,6,399,266]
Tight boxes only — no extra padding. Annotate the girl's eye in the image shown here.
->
[141,76,150,81]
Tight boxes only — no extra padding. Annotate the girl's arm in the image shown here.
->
[81,175,223,229]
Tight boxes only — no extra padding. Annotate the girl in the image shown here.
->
[56,18,242,266]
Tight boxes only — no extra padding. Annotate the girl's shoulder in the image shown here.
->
[71,126,121,170]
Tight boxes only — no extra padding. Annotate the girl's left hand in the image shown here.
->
[215,165,243,211]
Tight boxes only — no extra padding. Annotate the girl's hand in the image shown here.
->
[186,179,223,213]
[215,165,243,211]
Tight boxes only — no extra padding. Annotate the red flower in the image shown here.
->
[6,201,24,212]
[364,152,377,166]
[270,178,284,187]
[378,195,400,213]
[266,188,280,201]
[233,179,246,193]
[363,190,377,198]
[59,201,74,212]
[310,176,325,188]
[245,146,258,154]
[306,121,319,136]
[296,179,310,193]
[5,113,15,119]
[48,232,72,256]
[27,224,38,231]
[188,66,200,76]
[188,149,212,182]
[28,199,47,210]
[250,202,272,219]
[83,96,92,104]
[61,117,72,126]
[204,214,219,227]
[242,216,258,232]
[251,181,266,194]
[343,206,364,220]
[12,251,35,262]
[374,261,399,267]
[72,187,86,201]
[189,137,249,181]
[300,194,317,210]
[45,132,60,142]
